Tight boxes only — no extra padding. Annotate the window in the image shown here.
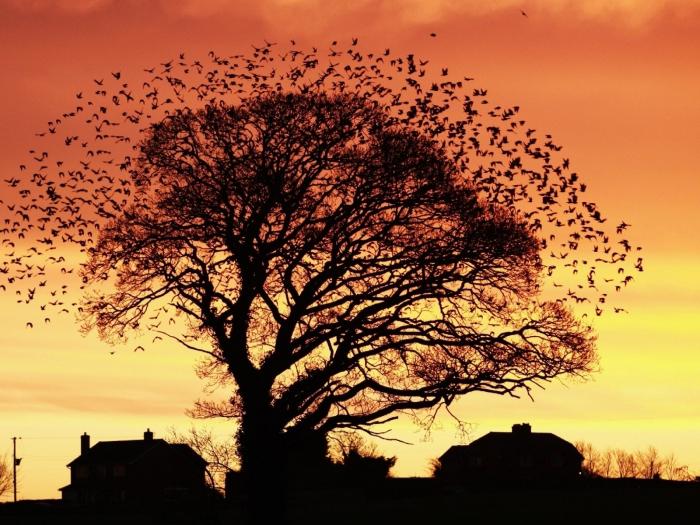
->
[113,464,127,477]
[75,465,89,479]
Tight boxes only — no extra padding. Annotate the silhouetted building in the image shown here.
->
[59,429,207,504]
[438,423,583,482]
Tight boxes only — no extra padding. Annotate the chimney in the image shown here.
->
[512,423,532,435]
[144,428,154,442]
[80,432,90,455]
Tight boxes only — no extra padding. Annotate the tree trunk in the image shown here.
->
[238,397,288,524]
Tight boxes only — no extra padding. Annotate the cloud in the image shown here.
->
[3,0,115,13]
[0,378,191,415]
[4,0,699,26]
[391,0,700,23]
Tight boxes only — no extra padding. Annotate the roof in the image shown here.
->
[439,431,583,462]
[170,443,209,464]
[67,439,206,467]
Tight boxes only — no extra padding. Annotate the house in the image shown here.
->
[438,423,583,482]
[60,429,207,504]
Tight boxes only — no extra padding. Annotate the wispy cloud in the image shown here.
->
[0,378,191,415]
[161,0,700,27]
[4,0,699,27]
[3,0,114,13]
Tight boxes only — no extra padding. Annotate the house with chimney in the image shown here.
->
[59,429,207,504]
[438,423,583,482]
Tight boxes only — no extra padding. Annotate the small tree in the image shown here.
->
[636,446,665,480]
[167,427,237,494]
[0,456,11,500]
[428,457,444,479]
[575,441,602,478]
[613,449,638,478]
[331,433,396,483]
[662,454,693,481]
[577,443,695,481]
[598,449,615,478]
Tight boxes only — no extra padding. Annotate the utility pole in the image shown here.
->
[12,437,21,503]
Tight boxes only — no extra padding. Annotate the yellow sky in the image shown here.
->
[1,0,699,499]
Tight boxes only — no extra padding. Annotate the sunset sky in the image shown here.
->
[1,0,699,500]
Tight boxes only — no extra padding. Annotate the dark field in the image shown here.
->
[1,479,698,524]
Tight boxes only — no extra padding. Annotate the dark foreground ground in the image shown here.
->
[1,478,698,524]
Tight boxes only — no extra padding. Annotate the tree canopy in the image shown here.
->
[82,90,594,436]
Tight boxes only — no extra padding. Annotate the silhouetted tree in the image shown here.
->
[336,449,396,484]
[331,433,396,484]
[636,446,665,480]
[576,440,614,478]
[662,453,694,481]
[428,457,445,479]
[598,448,615,478]
[575,442,694,481]
[576,441,602,478]
[167,427,238,493]
[81,90,595,518]
[2,41,641,522]
[613,448,638,478]
[0,456,11,499]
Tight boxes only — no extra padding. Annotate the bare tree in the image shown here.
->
[660,452,695,481]
[598,448,615,478]
[0,456,11,500]
[330,432,395,468]
[575,441,602,477]
[636,446,665,480]
[167,427,237,493]
[2,41,641,521]
[329,432,396,482]
[577,442,695,481]
[613,448,638,478]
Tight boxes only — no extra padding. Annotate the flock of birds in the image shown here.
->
[0,37,642,342]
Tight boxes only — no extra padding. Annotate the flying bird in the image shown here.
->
[616,221,630,234]
[521,9,528,17]
[4,41,636,358]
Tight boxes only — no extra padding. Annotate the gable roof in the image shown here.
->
[68,439,206,467]
[439,431,583,462]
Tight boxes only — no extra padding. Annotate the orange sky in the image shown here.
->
[1,0,699,500]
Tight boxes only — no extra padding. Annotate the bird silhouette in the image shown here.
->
[0,38,639,334]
